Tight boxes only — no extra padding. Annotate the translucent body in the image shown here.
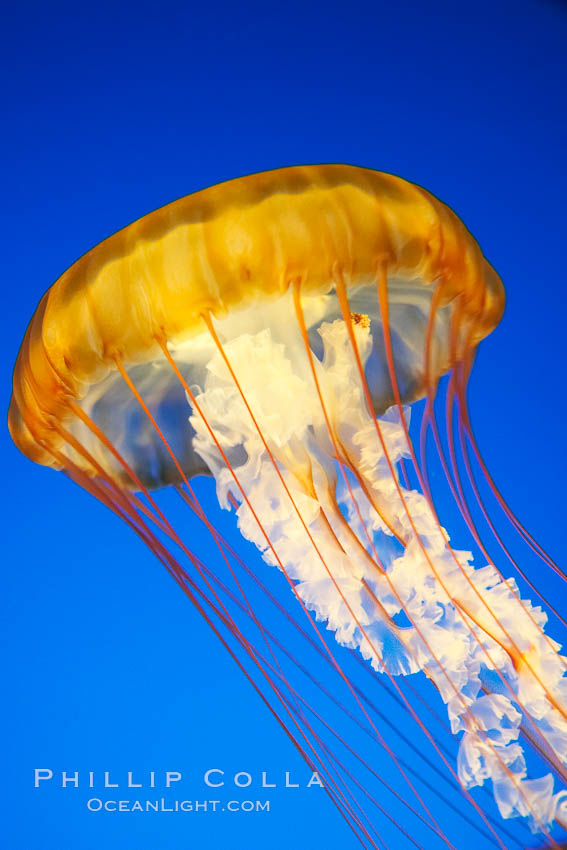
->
[9,166,566,848]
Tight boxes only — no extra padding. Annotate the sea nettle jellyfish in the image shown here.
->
[9,165,567,849]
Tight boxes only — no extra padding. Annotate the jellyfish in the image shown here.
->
[8,164,567,849]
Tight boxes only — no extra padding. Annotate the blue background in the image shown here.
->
[2,1,567,848]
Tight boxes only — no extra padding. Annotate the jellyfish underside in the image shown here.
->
[60,276,567,843]
[70,280,441,487]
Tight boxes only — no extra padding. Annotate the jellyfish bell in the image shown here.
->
[8,164,567,848]
[8,166,503,480]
